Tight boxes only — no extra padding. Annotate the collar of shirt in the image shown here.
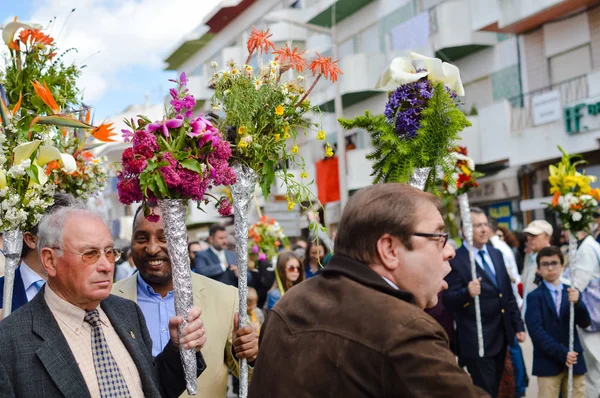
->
[462,241,490,257]
[209,246,226,260]
[542,280,563,294]
[381,276,399,290]
[44,283,107,335]
[137,273,173,299]
[19,260,44,291]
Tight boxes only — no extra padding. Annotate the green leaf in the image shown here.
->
[35,115,92,129]
[180,158,203,175]
[154,173,169,197]
[26,165,40,185]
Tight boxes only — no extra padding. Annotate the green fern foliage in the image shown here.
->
[338,82,471,193]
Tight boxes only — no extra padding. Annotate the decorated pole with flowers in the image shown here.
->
[209,27,340,397]
[339,52,470,192]
[444,147,485,357]
[546,147,600,398]
[117,73,236,395]
[1,19,112,318]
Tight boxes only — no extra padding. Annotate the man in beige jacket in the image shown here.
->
[113,205,258,397]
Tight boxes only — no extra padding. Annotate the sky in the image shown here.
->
[0,0,221,122]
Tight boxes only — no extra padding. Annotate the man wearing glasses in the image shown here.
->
[0,205,207,397]
[443,207,525,398]
[249,183,488,397]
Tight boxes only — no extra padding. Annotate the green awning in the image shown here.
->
[308,0,375,28]
[164,33,215,71]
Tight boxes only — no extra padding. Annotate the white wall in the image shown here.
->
[499,0,565,29]
[335,0,413,43]
[454,37,519,84]
[459,115,482,164]
[469,0,499,31]
[544,11,590,58]
[477,98,600,166]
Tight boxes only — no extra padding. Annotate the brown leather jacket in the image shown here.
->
[249,255,489,398]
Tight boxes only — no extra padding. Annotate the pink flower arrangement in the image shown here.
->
[117,73,235,217]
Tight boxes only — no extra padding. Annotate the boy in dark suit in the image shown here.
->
[525,245,591,397]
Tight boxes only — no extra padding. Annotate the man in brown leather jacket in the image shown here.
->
[249,183,489,397]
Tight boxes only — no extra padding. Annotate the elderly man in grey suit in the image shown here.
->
[0,205,207,397]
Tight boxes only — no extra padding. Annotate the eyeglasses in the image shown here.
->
[286,265,300,271]
[413,232,449,249]
[539,260,561,268]
[54,247,122,265]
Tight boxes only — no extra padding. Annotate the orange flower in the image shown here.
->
[308,53,342,83]
[19,29,54,47]
[592,188,600,201]
[247,27,275,55]
[31,80,60,113]
[273,44,306,72]
[275,240,281,247]
[80,151,94,162]
[551,191,561,206]
[11,92,22,116]
[91,122,117,142]
[260,215,268,224]
[45,160,61,176]
[85,108,92,124]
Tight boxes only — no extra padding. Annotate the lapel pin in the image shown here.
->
[130,331,136,340]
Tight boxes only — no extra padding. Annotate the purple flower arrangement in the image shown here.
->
[117,73,235,217]
[384,78,433,139]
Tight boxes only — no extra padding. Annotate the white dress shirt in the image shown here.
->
[490,235,523,307]
[19,261,46,302]
[209,246,228,272]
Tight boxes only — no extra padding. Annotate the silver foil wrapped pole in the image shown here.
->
[567,233,578,398]
[2,229,23,319]
[457,193,484,357]
[408,167,431,191]
[230,163,259,398]
[157,199,197,395]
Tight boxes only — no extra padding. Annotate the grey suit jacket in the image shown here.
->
[0,287,206,397]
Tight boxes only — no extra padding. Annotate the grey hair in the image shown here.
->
[37,204,106,254]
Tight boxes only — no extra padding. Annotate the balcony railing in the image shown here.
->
[507,74,588,132]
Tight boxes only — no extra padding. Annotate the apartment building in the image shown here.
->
[165,0,600,230]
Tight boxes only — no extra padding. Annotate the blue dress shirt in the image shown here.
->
[136,273,176,356]
[542,280,563,314]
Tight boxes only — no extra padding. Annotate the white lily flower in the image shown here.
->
[2,21,34,45]
[13,140,43,165]
[0,169,6,189]
[60,154,77,173]
[37,145,63,167]
[376,57,428,90]
[410,52,465,96]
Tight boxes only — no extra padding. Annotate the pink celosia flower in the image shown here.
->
[116,174,143,205]
[258,253,267,261]
[121,147,147,174]
[132,130,159,158]
[252,244,259,254]
[218,199,233,216]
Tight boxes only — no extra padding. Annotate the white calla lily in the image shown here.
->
[60,153,77,173]
[13,140,43,165]
[2,21,36,45]
[37,145,63,166]
[409,52,465,96]
[0,169,6,189]
[376,57,428,90]
[35,165,48,186]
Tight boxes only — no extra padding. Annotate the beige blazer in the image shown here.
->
[112,272,249,398]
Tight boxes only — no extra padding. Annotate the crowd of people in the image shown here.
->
[0,185,600,397]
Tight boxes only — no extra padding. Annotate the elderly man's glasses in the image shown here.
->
[54,247,122,265]
[413,232,449,248]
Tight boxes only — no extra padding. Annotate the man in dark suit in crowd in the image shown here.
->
[443,207,525,398]
[0,204,207,397]
[194,225,249,287]
[0,193,78,316]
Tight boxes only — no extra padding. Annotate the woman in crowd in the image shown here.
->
[304,240,328,279]
[267,251,305,310]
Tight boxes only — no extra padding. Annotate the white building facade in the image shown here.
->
[165,0,600,230]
